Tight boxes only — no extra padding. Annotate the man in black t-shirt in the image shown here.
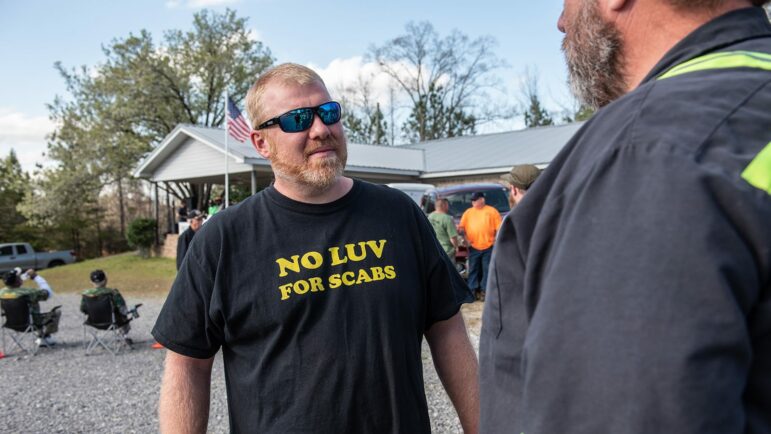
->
[154,63,478,433]
[175,209,203,271]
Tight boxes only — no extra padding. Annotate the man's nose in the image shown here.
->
[558,11,566,33]
[308,113,331,140]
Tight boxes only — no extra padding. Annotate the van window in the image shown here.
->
[0,246,12,256]
[424,194,436,214]
[15,245,27,255]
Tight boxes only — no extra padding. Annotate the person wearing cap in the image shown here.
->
[0,267,60,346]
[80,270,132,343]
[176,209,204,271]
[501,164,541,206]
[458,192,502,301]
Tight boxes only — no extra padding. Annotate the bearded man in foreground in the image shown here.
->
[480,1,771,433]
[154,63,478,434]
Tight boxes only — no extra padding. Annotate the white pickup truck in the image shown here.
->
[0,243,76,274]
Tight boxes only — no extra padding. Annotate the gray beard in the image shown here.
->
[562,0,627,109]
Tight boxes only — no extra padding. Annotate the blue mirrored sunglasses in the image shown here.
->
[256,101,342,133]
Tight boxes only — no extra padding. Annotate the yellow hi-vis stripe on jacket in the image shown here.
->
[742,142,771,195]
[658,51,771,194]
[658,50,771,79]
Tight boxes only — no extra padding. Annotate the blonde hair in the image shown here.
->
[245,63,326,128]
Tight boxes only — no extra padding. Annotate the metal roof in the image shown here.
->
[134,122,584,182]
[134,125,425,181]
[406,122,584,173]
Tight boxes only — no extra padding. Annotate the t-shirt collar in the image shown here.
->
[265,178,362,215]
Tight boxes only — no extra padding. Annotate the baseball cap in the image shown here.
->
[90,269,106,284]
[470,192,485,201]
[188,209,204,219]
[501,164,542,190]
[3,269,20,286]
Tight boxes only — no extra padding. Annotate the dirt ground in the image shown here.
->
[461,300,484,334]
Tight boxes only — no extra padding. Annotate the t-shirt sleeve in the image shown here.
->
[415,208,473,329]
[153,237,224,359]
[446,217,458,238]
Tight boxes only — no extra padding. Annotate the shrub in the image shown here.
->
[126,218,156,258]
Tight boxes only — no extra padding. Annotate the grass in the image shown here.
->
[38,252,176,297]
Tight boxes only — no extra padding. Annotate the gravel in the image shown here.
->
[1,293,481,433]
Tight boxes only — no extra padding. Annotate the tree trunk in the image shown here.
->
[96,217,103,256]
[117,177,126,238]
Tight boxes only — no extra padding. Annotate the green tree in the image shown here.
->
[561,104,595,123]
[126,218,157,258]
[370,21,504,142]
[523,94,554,127]
[49,8,273,229]
[520,68,554,128]
[339,74,390,145]
[0,150,31,242]
[23,9,274,258]
[402,83,476,142]
[17,158,103,257]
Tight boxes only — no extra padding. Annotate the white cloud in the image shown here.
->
[165,0,181,8]
[247,29,263,43]
[0,108,55,172]
[308,57,401,107]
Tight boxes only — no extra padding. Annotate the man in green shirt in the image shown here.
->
[80,269,133,344]
[428,198,458,261]
[1,267,60,346]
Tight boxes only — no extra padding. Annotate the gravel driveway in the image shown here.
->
[1,294,482,433]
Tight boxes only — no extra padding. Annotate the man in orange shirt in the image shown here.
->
[458,192,502,301]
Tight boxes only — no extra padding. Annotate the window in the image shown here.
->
[0,246,12,256]
[15,245,27,255]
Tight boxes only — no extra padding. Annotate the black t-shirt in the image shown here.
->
[153,179,471,433]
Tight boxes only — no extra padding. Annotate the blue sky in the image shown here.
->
[0,0,570,171]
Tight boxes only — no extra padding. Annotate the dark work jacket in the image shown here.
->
[480,8,771,434]
[176,228,196,271]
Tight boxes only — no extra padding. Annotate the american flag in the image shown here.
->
[227,97,251,142]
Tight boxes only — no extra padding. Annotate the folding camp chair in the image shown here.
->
[81,294,140,356]
[1,298,61,356]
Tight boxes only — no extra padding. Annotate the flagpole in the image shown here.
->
[224,92,230,209]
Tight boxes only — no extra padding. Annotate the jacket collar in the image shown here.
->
[641,7,771,84]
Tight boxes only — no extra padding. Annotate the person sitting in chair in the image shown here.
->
[1,267,60,347]
[80,270,134,346]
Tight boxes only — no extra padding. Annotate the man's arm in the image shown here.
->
[27,270,52,298]
[425,311,479,434]
[447,219,460,250]
[159,350,215,434]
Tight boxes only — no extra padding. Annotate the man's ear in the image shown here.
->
[606,0,630,13]
[251,130,271,159]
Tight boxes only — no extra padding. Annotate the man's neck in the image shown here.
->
[273,176,354,204]
[619,1,753,91]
